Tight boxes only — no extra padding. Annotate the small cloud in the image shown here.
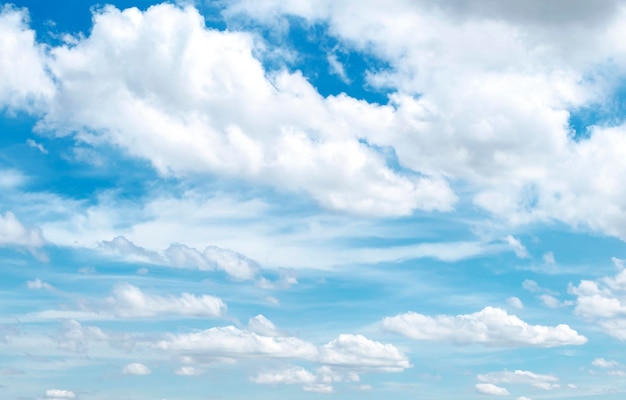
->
[475,383,509,396]
[506,296,524,309]
[539,294,561,308]
[327,52,350,84]
[543,252,556,265]
[27,279,53,290]
[505,235,530,259]
[592,358,619,369]
[137,267,149,275]
[123,363,151,375]
[26,138,48,154]
[175,366,201,376]
[44,389,75,399]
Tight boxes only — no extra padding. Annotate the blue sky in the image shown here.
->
[3,1,626,399]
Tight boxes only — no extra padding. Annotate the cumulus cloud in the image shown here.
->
[32,3,454,218]
[592,358,619,368]
[0,211,45,248]
[27,279,53,290]
[123,363,151,375]
[251,366,316,385]
[475,383,510,396]
[56,319,108,353]
[44,389,75,399]
[569,265,626,339]
[506,296,524,309]
[175,366,201,376]
[106,283,226,318]
[478,370,560,390]
[381,306,587,347]
[101,236,259,280]
[221,0,626,239]
[156,315,409,371]
[0,5,54,111]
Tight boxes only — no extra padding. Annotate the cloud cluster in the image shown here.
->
[478,370,560,390]
[43,389,75,400]
[3,4,452,218]
[101,236,259,280]
[381,307,587,347]
[157,314,410,371]
[251,365,360,393]
[105,283,226,319]
[222,0,626,239]
[570,261,626,339]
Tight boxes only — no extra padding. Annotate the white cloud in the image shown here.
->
[44,389,75,399]
[543,252,556,265]
[592,358,619,369]
[123,363,151,375]
[156,316,409,371]
[475,383,510,396]
[175,366,201,376]
[506,296,524,309]
[252,366,316,385]
[221,0,626,240]
[318,334,411,371]
[0,211,45,248]
[303,383,334,393]
[0,169,26,189]
[106,283,226,318]
[505,236,530,259]
[34,3,454,218]
[0,5,54,111]
[522,280,542,293]
[248,314,282,337]
[101,236,258,280]
[26,138,48,154]
[27,279,53,290]
[569,267,626,339]
[516,397,532,400]
[478,370,560,390]
[381,306,587,347]
[539,294,564,309]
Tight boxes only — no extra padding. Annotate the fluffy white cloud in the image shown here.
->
[506,297,524,310]
[123,362,151,375]
[175,366,201,376]
[318,334,410,371]
[247,314,282,337]
[0,6,53,111]
[569,265,626,339]
[101,236,258,280]
[56,319,109,353]
[27,279,53,290]
[0,211,44,248]
[592,358,619,368]
[106,283,226,318]
[253,367,351,393]
[222,0,626,239]
[478,370,560,390]
[251,366,316,385]
[381,306,587,347]
[156,315,409,371]
[44,389,75,399]
[475,383,510,396]
[32,3,454,218]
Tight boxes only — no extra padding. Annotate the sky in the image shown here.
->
[3,0,626,399]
